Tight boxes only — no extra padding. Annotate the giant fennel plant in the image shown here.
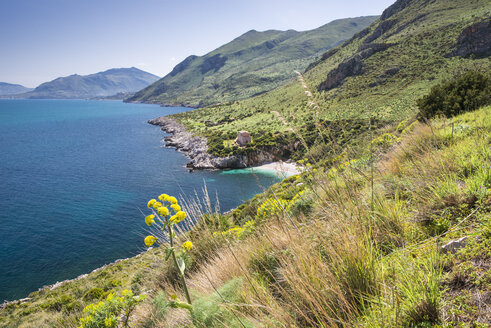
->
[144,194,193,307]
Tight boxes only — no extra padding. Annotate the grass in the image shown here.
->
[3,105,488,327]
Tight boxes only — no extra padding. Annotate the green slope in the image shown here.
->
[2,106,489,327]
[171,0,490,158]
[126,16,378,107]
[20,67,160,99]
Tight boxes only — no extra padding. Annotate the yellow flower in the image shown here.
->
[176,211,186,221]
[158,193,170,201]
[170,211,186,224]
[152,201,162,209]
[144,235,157,247]
[145,214,155,226]
[157,206,169,216]
[182,241,193,251]
[168,196,178,204]
[147,199,156,208]
[104,317,116,327]
[122,289,132,297]
[170,204,181,212]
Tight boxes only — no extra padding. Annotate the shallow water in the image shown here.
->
[0,99,281,301]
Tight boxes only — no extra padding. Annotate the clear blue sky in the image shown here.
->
[0,0,394,87]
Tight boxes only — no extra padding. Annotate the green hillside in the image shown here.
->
[171,0,490,159]
[19,67,160,99]
[2,105,489,327]
[126,16,378,107]
[1,0,490,327]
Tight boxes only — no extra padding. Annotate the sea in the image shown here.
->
[0,99,283,302]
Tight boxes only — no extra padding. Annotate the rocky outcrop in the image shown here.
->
[441,236,469,254]
[380,0,414,20]
[318,55,363,91]
[148,117,278,169]
[357,42,393,57]
[318,42,393,91]
[364,19,396,43]
[449,19,491,58]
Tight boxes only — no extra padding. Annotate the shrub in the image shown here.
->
[417,71,490,119]
[83,288,105,301]
[40,294,75,312]
[78,290,146,328]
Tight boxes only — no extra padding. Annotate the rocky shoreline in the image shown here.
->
[148,116,280,169]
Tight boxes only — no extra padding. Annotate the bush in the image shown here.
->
[417,71,490,119]
[78,290,146,328]
[40,294,75,312]
[83,288,105,301]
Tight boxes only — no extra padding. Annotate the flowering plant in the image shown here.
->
[78,290,145,328]
[144,194,193,306]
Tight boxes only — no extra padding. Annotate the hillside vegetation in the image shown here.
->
[126,16,378,107]
[170,0,490,160]
[17,67,160,99]
[1,105,489,327]
[1,0,490,327]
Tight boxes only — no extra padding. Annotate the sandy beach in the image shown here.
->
[249,161,301,178]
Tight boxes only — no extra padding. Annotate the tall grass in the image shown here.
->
[15,104,485,328]
[143,106,488,327]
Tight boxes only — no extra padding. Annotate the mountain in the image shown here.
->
[126,16,379,107]
[0,82,33,95]
[170,0,490,157]
[19,67,160,99]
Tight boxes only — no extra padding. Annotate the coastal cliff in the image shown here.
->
[148,117,280,169]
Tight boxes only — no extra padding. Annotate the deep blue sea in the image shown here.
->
[0,99,282,301]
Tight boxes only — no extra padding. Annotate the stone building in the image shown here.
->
[236,130,251,147]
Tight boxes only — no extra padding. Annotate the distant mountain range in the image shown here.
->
[126,16,378,107]
[0,82,33,96]
[10,67,159,99]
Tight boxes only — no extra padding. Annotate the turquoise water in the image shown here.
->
[0,99,281,301]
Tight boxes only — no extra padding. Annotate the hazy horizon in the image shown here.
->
[1,0,394,87]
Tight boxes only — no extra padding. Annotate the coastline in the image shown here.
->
[1,115,298,308]
[148,116,285,170]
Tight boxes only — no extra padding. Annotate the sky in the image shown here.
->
[0,0,395,87]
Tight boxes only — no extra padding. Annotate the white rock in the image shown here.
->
[441,236,468,254]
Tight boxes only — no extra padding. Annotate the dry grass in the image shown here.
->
[6,108,487,328]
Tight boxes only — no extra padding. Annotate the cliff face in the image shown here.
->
[148,117,280,169]
[449,19,491,58]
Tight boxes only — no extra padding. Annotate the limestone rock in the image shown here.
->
[441,236,469,254]
[449,19,491,58]
[148,117,281,169]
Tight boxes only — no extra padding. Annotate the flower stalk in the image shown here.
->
[143,194,193,307]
